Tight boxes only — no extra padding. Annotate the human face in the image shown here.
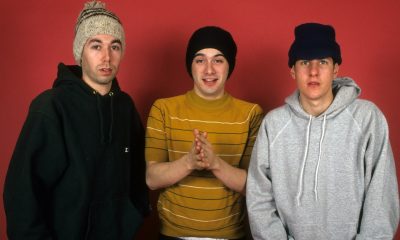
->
[81,34,123,95]
[191,48,229,100]
[291,58,339,106]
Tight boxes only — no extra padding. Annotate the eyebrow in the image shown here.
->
[194,53,225,58]
[87,38,122,45]
[111,39,122,45]
[87,39,102,44]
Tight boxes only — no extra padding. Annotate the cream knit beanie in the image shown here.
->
[73,1,125,65]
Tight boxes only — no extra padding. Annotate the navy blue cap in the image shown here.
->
[288,23,342,67]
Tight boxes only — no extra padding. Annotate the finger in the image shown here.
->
[193,139,199,151]
[203,131,208,138]
[196,134,209,144]
[193,128,201,138]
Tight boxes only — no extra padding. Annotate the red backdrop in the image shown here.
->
[1,0,399,239]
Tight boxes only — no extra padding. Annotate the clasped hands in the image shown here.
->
[186,129,220,171]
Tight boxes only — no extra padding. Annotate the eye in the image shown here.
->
[90,44,101,50]
[111,44,121,51]
[300,60,309,66]
[193,58,205,64]
[320,59,328,65]
[213,58,225,64]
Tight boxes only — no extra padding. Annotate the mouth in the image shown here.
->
[99,67,113,75]
[307,81,320,87]
[202,77,218,86]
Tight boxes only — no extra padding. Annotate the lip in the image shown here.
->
[202,77,218,87]
[307,81,320,86]
[99,67,113,75]
[203,78,218,82]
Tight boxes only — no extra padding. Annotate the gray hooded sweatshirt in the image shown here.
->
[246,77,399,239]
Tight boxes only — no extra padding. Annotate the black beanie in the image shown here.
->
[288,23,342,67]
[186,26,237,78]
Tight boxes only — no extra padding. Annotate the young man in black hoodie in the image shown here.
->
[3,1,149,239]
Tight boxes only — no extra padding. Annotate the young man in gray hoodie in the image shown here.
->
[246,22,399,239]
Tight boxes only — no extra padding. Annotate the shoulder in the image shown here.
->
[117,91,134,102]
[264,104,291,123]
[25,89,62,123]
[230,97,264,116]
[259,104,293,135]
[115,91,137,109]
[30,89,57,111]
[151,94,186,109]
[347,99,388,129]
[348,99,386,120]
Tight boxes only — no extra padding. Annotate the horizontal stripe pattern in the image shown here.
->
[145,91,263,238]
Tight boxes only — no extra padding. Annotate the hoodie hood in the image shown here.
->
[285,77,361,119]
[53,63,121,145]
[53,63,121,94]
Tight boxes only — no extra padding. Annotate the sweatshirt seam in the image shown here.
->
[345,108,362,133]
[270,114,292,147]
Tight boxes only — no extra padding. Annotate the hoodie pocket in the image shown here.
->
[85,197,143,240]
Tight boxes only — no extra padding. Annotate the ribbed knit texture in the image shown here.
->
[73,1,125,65]
[145,90,263,238]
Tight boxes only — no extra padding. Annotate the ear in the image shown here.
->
[333,63,339,78]
[290,65,296,79]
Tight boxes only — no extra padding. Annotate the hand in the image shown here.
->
[185,129,208,170]
[195,130,220,170]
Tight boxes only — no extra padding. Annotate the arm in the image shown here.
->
[129,103,150,216]
[146,129,207,190]
[246,119,288,240]
[195,132,247,194]
[145,100,210,190]
[4,107,67,239]
[356,109,399,239]
[194,104,264,195]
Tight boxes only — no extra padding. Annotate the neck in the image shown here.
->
[193,88,225,100]
[299,94,333,117]
[81,78,112,96]
[94,86,111,96]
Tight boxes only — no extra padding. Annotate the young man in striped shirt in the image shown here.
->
[145,26,264,240]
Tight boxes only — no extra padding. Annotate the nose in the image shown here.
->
[205,61,215,74]
[309,61,319,76]
[102,47,111,62]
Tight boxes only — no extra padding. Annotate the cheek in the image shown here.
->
[81,52,98,66]
[192,65,205,77]
[80,57,90,69]
[191,74,202,84]
[111,52,122,61]
[215,65,229,77]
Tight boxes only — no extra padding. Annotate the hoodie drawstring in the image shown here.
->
[296,114,327,205]
[95,91,114,145]
[314,114,326,201]
[296,115,312,206]
[108,92,114,143]
[95,93,105,144]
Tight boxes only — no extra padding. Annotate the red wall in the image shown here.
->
[1,1,399,239]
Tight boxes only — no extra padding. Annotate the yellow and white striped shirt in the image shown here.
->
[145,90,263,239]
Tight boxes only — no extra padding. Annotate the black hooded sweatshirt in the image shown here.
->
[4,63,149,240]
